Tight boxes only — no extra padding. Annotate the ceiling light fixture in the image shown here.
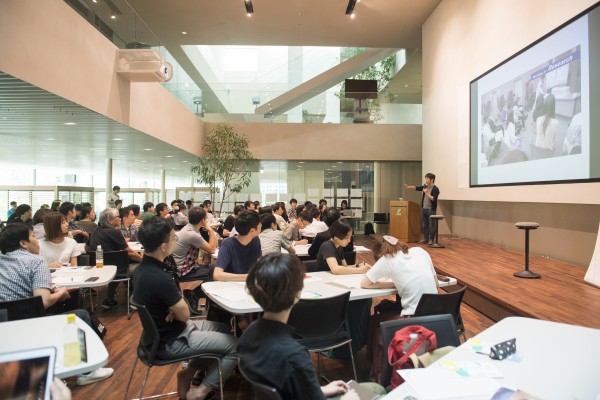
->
[110,14,116,19]
[182,31,187,35]
[64,122,76,125]
[244,0,254,16]
[345,0,357,16]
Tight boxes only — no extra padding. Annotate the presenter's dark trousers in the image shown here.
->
[421,208,434,242]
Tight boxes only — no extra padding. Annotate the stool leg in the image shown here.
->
[514,228,540,278]
[429,217,445,248]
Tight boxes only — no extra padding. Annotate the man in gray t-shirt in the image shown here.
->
[172,207,216,281]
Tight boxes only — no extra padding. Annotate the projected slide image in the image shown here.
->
[479,45,583,168]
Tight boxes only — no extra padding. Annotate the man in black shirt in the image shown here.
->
[133,217,237,400]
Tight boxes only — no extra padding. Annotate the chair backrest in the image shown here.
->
[413,286,466,327]
[302,259,318,273]
[374,213,389,223]
[530,143,555,160]
[0,296,45,322]
[287,291,350,344]
[380,314,459,387]
[131,302,160,366]
[238,363,283,400]
[103,250,129,278]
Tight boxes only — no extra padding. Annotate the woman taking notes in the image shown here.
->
[316,219,370,274]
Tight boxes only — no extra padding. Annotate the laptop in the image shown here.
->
[0,347,56,400]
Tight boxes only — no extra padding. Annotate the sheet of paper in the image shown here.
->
[212,286,250,302]
[354,245,371,253]
[439,360,504,378]
[329,275,364,289]
[53,276,85,284]
[301,290,322,299]
[399,368,501,399]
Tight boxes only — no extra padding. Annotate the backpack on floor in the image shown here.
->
[388,326,437,388]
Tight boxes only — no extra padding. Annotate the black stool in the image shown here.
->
[514,222,541,279]
[429,215,445,248]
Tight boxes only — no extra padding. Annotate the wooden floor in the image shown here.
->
[69,232,600,399]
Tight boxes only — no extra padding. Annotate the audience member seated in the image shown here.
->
[129,204,143,229]
[287,198,298,221]
[316,219,371,357]
[213,211,262,282]
[155,203,171,219]
[172,207,216,282]
[270,204,288,231]
[0,224,114,386]
[50,200,61,212]
[132,217,237,400]
[39,212,81,268]
[258,214,294,256]
[140,202,155,222]
[77,206,98,235]
[6,201,17,219]
[244,200,256,212]
[7,204,32,225]
[238,253,385,399]
[59,202,88,244]
[300,207,328,238]
[360,235,439,370]
[89,208,142,310]
[283,210,309,245]
[222,205,244,237]
[316,219,369,274]
[534,93,558,151]
[308,208,353,259]
[31,208,50,240]
[172,200,189,226]
[119,206,138,242]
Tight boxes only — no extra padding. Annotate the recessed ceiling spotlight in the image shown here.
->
[64,122,76,125]
[350,13,356,19]
[110,14,116,19]
[182,31,187,35]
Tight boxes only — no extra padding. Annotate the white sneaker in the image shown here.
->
[77,367,114,386]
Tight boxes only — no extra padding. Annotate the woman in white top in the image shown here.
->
[361,235,437,316]
[39,212,81,268]
[534,94,558,151]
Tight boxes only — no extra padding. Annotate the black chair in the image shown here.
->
[302,259,318,273]
[287,291,357,382]
[380,314,460,388]
[413,286,467,340]
[238,363,282,400]
[0,296,45,322]
[103,250,133,317]
[124,303,224,400]
[373,213,389,234]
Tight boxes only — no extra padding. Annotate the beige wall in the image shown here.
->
[203,122,422,161]
[0,0,205,156]
[423,0,600,266]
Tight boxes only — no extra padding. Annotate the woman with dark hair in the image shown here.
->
[32,208,51,240]
[534,93,558,151]
[316,219,369,274]
[39,212,81,267]
[7,204,32,225]
[238,253,384,399]
[77,206,98,234]
[339,200,348,210]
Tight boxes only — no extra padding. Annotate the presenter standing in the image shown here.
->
[404,173,440,245]
[107,185,120,208]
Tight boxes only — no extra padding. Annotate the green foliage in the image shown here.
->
[191,123,256,214]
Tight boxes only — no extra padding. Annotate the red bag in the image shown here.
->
[388,326,437,388]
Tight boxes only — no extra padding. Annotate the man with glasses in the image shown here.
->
[89,208,142,309]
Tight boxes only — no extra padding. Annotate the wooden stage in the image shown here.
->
[418,235,600,329]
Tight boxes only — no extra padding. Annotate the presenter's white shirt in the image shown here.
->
[365,247,437,315]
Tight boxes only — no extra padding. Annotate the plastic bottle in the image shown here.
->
[63,313,81,366]
[96,245,103,268]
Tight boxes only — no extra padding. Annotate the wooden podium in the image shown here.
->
[389,200,421,243]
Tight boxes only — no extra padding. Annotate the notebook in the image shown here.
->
[0,347,56,400]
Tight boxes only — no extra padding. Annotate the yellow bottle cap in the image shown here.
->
[67,313,76,323]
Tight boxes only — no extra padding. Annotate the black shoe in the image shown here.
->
[183,290,203,315]
[101,299,118,310]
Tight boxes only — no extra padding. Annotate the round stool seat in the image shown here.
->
[515,222,539,229]
[430,215,445,220]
